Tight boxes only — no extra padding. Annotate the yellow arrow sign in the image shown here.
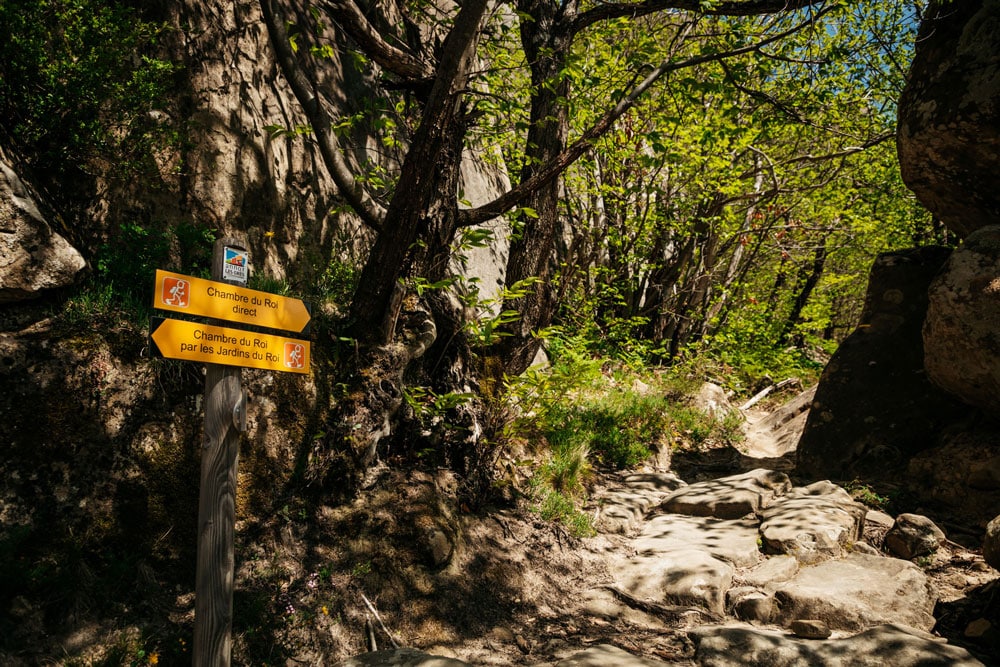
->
[150,317,311,374]
[153,269,311,333]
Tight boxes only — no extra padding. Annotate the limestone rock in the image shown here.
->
[863,509,894,550]
[143,2,510,290]
[691,623,985,667]
[898,0,1000,238]
[884,513,946,560]
[338,648,471,666]
[591,472,686,534]
[634,515,762,568]
[727,587,774,624]
[741,554,799,589]
[924,226,1000,416]
[771,553,936,632]
[907,430,1000,528]
[660,468,792,520]
[550,644,672,666]
[612,547,734,616]
[759,481,866,563]
[789,619,831,640]
[984,515,1000,570]
[591,487,660,535]
[797,247,966,481]
[691,382,736,420]
[0,157,86,301]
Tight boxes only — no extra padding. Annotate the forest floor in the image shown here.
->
[21,391,997,666]
[208,401,1000,667]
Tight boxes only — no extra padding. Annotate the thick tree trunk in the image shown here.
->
[491,0,575,377]
[348,0,489,345]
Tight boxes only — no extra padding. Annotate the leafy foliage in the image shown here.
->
[63,220,215,326]
[0,0,177,181]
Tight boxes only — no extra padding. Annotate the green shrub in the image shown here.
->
[0,0,178,181]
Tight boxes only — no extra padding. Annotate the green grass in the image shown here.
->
[511,343,744,538]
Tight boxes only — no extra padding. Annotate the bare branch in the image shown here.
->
[321,0,434,82]
[261,0,385,231]
[779,131,894,165]
[460,5,837,227]
[572,0,829,35]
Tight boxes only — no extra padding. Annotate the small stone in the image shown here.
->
[850,541,880,556]
[964,618,993,639]
[515,634,531,654]
[884,513,946,560]
[734,594,774,624]
[790,619,832,639]
[425,528,453,567]
[490,627,515,643]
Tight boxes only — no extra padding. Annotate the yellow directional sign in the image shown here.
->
[153,269,311,333]
[150,317,311,374]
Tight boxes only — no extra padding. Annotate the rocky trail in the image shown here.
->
[332,392,999,667]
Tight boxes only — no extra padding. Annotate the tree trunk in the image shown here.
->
[490,0,575,377]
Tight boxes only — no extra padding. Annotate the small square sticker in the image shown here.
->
[222,247,249,284]
[162,276,189,307]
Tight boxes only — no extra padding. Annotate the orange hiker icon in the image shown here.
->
[163,277,189,307]
[284,342,304,369]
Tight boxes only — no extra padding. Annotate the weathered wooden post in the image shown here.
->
[149,233,310,664]
[193,235,248,666]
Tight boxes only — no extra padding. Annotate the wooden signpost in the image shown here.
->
[149,236,310,667]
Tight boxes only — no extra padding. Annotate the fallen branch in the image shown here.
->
[739,377,800,411]
[603,585,724,623]
[362,592,401,648]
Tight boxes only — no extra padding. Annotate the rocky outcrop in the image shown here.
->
[771,553,936,632]
[660,468,792,520]
[759,481,867,564]
[907,427,1000,528]
[692,624,984,667]
[924,226,1000,416]
[897,0,1000,238]
[985,515,1000,571]
[596,469,941,634]
[797,247,966,481]
[0,156,86,301]
[118,1,509,291]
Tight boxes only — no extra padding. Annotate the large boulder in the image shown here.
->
[924,226,1000,416]
[771,553,937,632]
[797,247,966,481]
[897,0,1000,238]
[0,156,86,301]
[758,481,866,564]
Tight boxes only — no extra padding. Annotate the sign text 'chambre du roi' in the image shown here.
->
[149,267,311,375]
[154,269,311,333]
[149,316,310,374]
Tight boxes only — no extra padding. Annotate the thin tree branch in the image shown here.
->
[261,0,386,231]
[572,0,829,35]
[321,0,434,82]
[460,4,837,227]
[778,131,894,165]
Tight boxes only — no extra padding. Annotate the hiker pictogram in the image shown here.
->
[162,276,190,308]
[284,342,305,369]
